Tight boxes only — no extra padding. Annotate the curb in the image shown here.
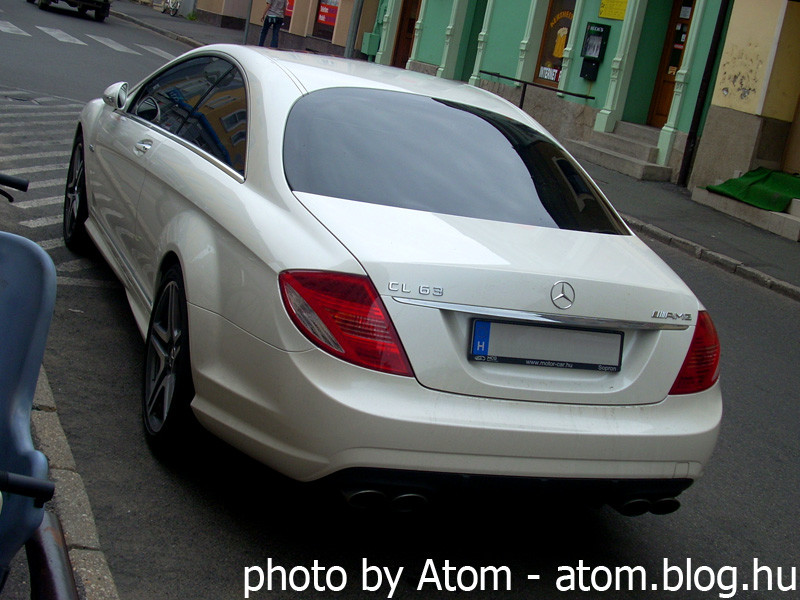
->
[623,215,800,302]
[110,7,204,48]
[31,368,120,600]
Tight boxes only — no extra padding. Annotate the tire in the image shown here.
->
[169,7,178,16]
[63,132,90,252]
[26,0,35,4]
[93,8,108,21]
[142,264,196,445]
[37,0,50,10]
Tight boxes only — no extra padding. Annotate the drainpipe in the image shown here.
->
[345,0,367,58]
[243,0,254,44]
[677,0,730,187]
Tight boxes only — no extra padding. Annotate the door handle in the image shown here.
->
[134,140,153,155]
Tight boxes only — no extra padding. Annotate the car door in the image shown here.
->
[89,99,159,287]
[94,56,232,311]
[133,58,248,305]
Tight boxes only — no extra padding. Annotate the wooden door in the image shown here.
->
[392,0,421,68]
[648,0,695,128]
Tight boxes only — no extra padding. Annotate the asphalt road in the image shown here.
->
[1,4,799,599]
[0,0,187,102]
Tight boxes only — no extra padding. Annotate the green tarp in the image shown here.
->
[706,167,800,212]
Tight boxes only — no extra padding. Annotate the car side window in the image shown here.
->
[176,68,248,176]
[131,56,231,135]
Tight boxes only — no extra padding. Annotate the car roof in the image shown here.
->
[198,44,546,131]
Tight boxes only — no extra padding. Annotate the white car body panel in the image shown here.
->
[294,193,698,405]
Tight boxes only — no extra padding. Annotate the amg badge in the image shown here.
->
[652,310,693,321]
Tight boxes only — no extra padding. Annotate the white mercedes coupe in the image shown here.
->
[63,45,721,515]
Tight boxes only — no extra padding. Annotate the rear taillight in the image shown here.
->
[669,311,720,395]
[279,270,414,377]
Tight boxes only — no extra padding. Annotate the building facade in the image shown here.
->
[196,0,800,189]
[370,0,799,189]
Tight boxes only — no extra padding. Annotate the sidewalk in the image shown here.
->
[111,0,800,300]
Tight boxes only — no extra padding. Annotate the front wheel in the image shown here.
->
[37,0,50,10]
[63,132,90,252]
[143,264,196,445]
[94,8,108,21]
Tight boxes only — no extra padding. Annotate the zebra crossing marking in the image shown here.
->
[21,215,62,228]
[37,26,87,45]
[2,21,176,58]
[27,178,65,190]
[2,164,67,177]
[0,150,71,161]
[0,20,31,36]
[1,88,120,289]
[86,34,140,54]
[13,196,63,209]
[38,238,64,251]
[136,44,176,60]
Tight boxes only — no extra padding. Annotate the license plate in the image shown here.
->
[470,320,623,372]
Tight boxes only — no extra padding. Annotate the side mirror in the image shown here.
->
[102,82,128,109]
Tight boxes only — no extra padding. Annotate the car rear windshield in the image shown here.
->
[283,88,627,234]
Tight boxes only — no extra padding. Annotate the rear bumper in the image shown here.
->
[188,307,722,485]
[326,467,694,506]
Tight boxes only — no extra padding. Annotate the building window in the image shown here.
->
[535,0,576,86]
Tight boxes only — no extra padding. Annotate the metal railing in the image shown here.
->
[478,70,595,108]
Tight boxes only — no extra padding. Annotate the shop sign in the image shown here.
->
[535,0,576,85]
[318,0,339,26]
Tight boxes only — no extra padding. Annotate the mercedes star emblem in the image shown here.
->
[551,281,575,310]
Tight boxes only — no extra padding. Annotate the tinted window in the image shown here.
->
[177,68,248,175]
[131,56,233,135]
[284,88,626,234]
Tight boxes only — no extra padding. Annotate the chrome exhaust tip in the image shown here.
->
[391,493,429,513]
[614,498,652,517]
[344,489,387,510]
[649,497,680,515]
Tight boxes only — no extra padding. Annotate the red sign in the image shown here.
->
[317,1,339,26]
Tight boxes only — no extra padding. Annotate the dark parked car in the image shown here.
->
[31,0,111,22]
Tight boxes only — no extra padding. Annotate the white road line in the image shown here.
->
[21,215,62,228]
[0,104,82,111]
[0,150,70,161]
[14,196,62,209]
[137,45,176,60]
[0,21,31,36]
[36,26,87,45]
[0,140,71,149]
[86,35,140,54]
[0,120,77,129]
[28,179,64,190]
[38,238,64,251]
[3,164,67,176]
[58,258,95,273]
[0,112,81,119]
[57,277,118,289]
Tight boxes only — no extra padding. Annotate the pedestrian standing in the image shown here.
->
[259,0,287,48]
